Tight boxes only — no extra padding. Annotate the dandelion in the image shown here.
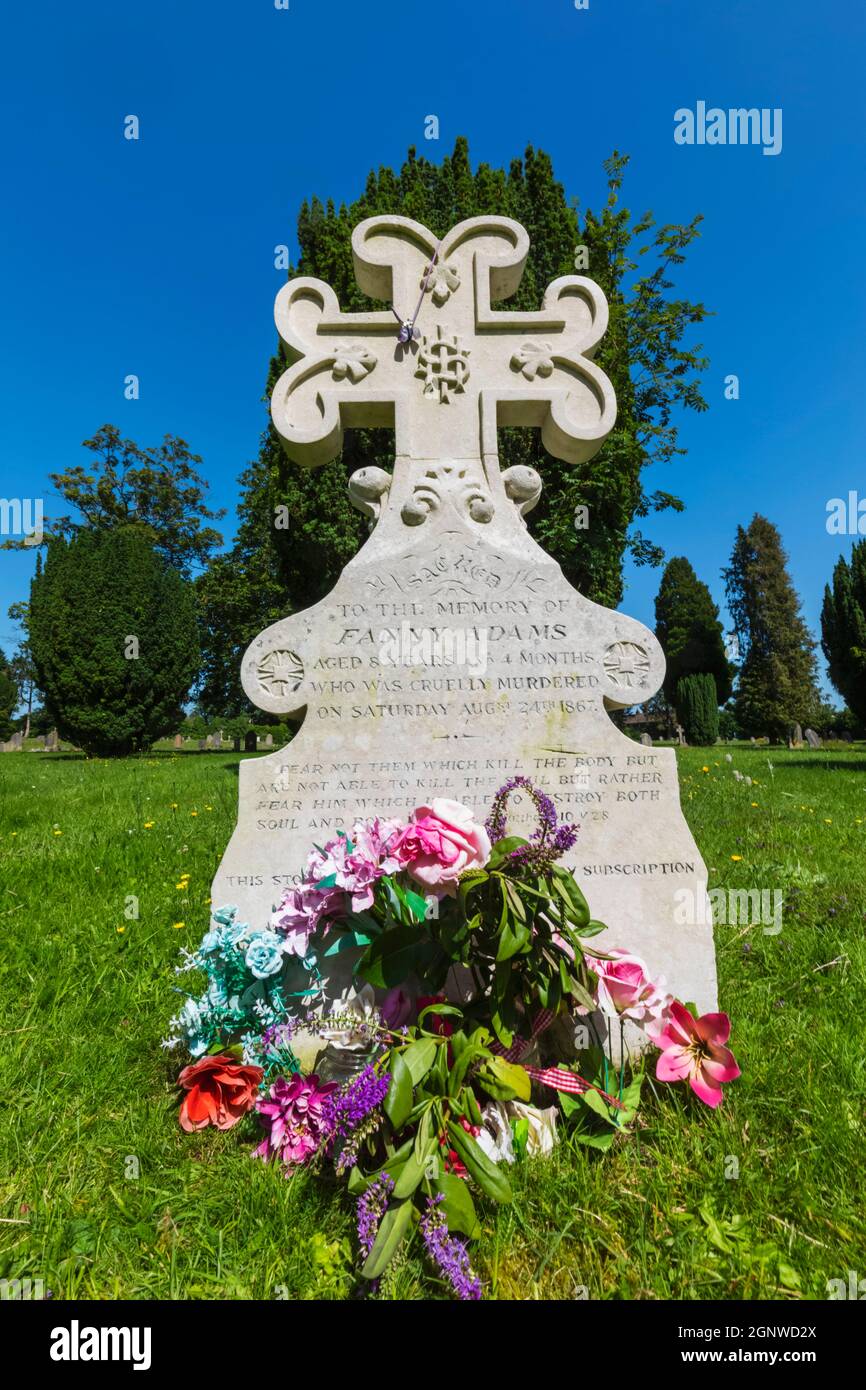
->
[173,922,185,930]
[701,766,709,773]
[170,803,178,810]
[731,854,742,862]
[190,811,198,818]
[824,818,832,824]
[144,821,155,829]
[751,802,759,808]
[116,926,125,934]
[53,830,62,836]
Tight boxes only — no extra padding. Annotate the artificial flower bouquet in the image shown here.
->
[165,777,739,1300]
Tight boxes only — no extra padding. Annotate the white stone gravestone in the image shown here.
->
[213,214,717,1017]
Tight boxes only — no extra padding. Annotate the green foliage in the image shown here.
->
[676,672,720,746]
[28,527,199,756]
[22,424,224,578]
[655,556,732,704]
[0,645,18,739]
[724,515,819,740]
[821,539,866,724]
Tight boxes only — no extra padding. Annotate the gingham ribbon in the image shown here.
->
[489,1009,624,1109]
[523,1064,625,1109]
[490,1008,556,1063]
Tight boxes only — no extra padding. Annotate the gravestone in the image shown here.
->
[244,730,258,753]
[804,728,822,749]
[45,729,59,751]
[213,212,717,1020]
[174,734,183,750]
[792,722,803,745]
[639,732,653,747]
[198,738,207,751]
[233,736,242,752]
[263,732,274,749]
[205,734,214,750]
[8,731,24,751]
[213,731,223,750]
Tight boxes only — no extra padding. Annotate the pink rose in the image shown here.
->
[393,799,490,895]
[588,950,673,1031]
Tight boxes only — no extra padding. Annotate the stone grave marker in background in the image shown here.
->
[213,212,718,1018]
[804,728,822,749]
[244,730,258,753]
[174,734,184,750]
[263,732,274,748]
[639,732,653,747]
[213,731,223,750]
[198,738,207,751]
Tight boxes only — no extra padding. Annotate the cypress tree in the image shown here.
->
[29,527,199,756]
[676,672,719,745]
[821,540,866,724]
[724,515,819,740]
[655,556,732,705]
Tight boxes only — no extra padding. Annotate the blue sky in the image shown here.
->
[1,0,864,698]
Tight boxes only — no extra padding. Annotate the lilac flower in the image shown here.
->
[419,1195,482,1300]
[323,1064,390,1171]
[485,776,578,872]
[356,1172,394,1257]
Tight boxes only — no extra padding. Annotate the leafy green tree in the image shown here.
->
[0,647,18,740]
[676,673,719,745]
[821,539,866,724]
[237,139,708,618]
[12,424,224,577]
[29,527,199,756]
[654,556,732,706]
[724,515,819,740]
[195,451,288,718]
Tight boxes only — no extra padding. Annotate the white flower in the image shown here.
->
[509,1101,559,1157]
[477,1102,515,1165]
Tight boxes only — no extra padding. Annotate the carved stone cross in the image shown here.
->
[271,215,615,535]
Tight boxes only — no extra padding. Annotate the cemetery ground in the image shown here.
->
[1,744,864,1301]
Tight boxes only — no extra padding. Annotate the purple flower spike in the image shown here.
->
[486,776,578,872]
[419,1194,482,1300]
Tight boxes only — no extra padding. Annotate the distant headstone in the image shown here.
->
[174,734,183,750]
[263,733,274,749]
[213,210,718,1030]
[675,724,687,746]
[244,730,258,753]
[804,728,822,749]
[213,731,223,750]
[793,723,803,744]
[233,736,241,752]
[639,732,653,747]
[8,731,24,751]
[45,729,59,751]
[205,734,214,749]
[198,738,207,751]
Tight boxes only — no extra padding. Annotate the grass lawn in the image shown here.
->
[1,743,864,1300]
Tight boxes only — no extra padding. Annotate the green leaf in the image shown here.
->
[477,1056,531,1102]
[358,921,436,988]
[323,929,372,956]
[487,836,527,870]
[392,1138,436,1199]
[361,1199,414,1280]
[435,1172,481,1238]
[576,1130,615,1151]
[446,1121,512,1203]
[383,1051,413,1130]
[400,1038,437,1086]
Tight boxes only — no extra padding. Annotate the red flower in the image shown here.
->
[177,1055,263,1132]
